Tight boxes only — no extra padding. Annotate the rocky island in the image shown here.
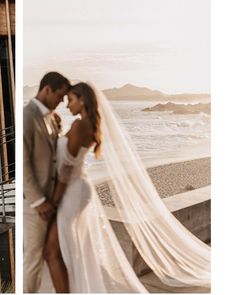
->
[143,102,211,115]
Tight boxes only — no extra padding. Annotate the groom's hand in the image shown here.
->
[35,200,56,221]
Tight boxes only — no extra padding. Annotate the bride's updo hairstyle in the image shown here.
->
[70,82,102,159]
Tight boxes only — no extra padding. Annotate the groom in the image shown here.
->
[23,72,70,292]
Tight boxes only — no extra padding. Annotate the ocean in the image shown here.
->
[24,98,211,171]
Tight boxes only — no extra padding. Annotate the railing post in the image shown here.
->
[5,0,15,118]
[0,141,2,183]
[8,227,15,292]
[0,70,9,181]
[0,148,6,222]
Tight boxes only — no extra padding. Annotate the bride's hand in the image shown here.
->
[35,200,56,221]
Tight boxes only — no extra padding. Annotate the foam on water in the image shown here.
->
[24,98,210,167]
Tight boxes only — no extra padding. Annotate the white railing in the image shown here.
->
[0,126,15,223]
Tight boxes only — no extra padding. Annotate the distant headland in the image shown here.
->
[23,83,210,103]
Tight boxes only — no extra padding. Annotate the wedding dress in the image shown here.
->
[56,82,210,293]
[57,136,148,293]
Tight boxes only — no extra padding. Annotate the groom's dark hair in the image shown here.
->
[39,72,71,92]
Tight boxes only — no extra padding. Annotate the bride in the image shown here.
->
[43,82,210,293]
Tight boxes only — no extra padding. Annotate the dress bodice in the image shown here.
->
[57,136,89,181]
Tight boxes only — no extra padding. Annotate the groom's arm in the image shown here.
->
[24,115,55,220]
[23,112,47,204]
[24,110,56,221]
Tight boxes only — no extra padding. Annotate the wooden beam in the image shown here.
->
[8,228,15,292]
[0,63,9,181]
[5,0,15,116]
[0,2,15,36]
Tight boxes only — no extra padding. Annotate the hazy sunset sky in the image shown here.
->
[24,0,210,93]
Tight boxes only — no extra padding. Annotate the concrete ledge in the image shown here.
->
[140,271,210,293]
[164,186,210,211]
[167,186,211,243]
[105,186,211,276]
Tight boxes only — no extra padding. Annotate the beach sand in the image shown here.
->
[96,157,211,207]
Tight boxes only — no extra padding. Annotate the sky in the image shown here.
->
[23,0,210,93]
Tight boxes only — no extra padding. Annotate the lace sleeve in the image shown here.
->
[57,145,77,184]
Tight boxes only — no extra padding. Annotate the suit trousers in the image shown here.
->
[23,200,48,293]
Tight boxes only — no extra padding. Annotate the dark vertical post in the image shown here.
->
[5,0,15,117]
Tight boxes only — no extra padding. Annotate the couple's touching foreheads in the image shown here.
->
[23,72,102,292]
[23,72,210,293]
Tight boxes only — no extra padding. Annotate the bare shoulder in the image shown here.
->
[67,118,93,156]
[68,119,81,139]
[71,118,92,135]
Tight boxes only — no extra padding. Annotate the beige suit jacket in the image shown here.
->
[23,100,58,204]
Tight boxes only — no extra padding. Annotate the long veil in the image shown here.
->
[60,82,210,292]
[90,82,210,287]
